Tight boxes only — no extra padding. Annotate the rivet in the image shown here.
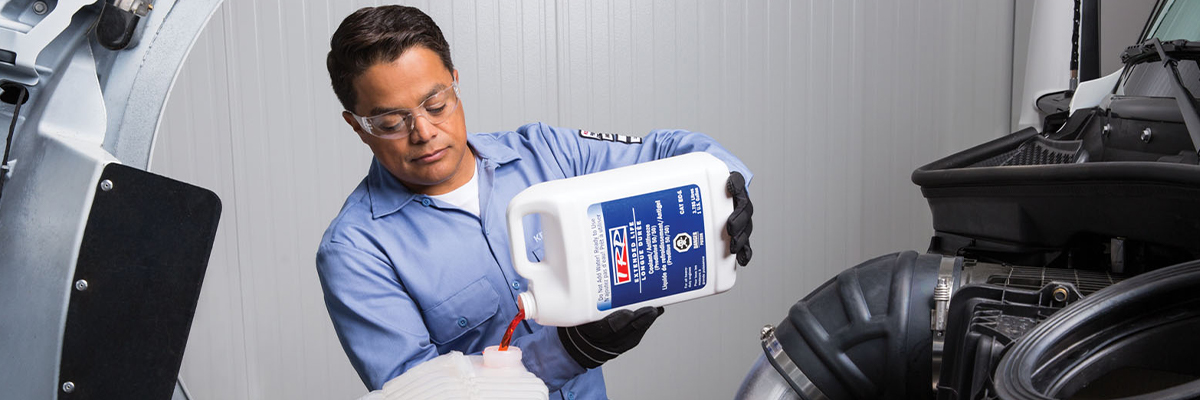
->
[33,1,48,15]
[1102,124,1111,137]
[99,180,113,191]
[62,381,75,393]
[1141,127,1153,143]
[74,280,88,291]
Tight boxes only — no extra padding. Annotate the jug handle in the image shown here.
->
[506,201,553,291]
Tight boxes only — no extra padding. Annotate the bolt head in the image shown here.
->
[62,381,75,393]
[33,1,47,14]
[1141,128,1153,143]
[74,280,88,291]
[1052,287,1069,302]
[99,180,113,191]
[760,325,775,340]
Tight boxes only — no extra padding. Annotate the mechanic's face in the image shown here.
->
[343,46,472,195]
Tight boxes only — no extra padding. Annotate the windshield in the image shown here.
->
[1146,0,1200,41]
[1120,0,1200,98]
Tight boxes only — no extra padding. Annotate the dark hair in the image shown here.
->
[327,6,454,112]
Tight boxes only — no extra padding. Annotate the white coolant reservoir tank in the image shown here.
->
[508,152,740,327]
[368,347,548,400]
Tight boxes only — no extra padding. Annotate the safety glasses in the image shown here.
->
[351,82,460,140]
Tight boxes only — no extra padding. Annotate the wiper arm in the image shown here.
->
[1128,39,1200,155]
[1120,39,1200,66]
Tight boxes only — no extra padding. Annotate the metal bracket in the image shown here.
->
[113,0,154,16]
[1110,237,1126,274]
[0,0,98,85]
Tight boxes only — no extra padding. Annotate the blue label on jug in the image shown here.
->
[588,185,708,311]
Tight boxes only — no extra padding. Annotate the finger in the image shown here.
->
[610,307,661,337]
[737,244,753,266]
[628,306,662,331]
[730,229,750,254]
[726,201,753,236]
[593,309,635,335]
[726,172,746,197]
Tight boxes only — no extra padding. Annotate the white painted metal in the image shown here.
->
[0,0,96,85]
[103,0,226,169]
[154,1,1016,399]
[1015,0,1074,133]
[0,0,222,397]
[38,44,107,144]
[0,132,116,400]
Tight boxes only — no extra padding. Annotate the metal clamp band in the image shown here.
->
[761,325,829,400]
[931,256,959,391]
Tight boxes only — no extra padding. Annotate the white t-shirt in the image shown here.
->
[429,163,481,216]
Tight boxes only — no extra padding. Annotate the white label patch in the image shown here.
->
[579,130,643,144]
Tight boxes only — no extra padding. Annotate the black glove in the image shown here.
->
[726,171,753,266]
[558,306,664,369]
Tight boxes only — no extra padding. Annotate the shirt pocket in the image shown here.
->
[423,277,501,345]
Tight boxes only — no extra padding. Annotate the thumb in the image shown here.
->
[629,306,663,331]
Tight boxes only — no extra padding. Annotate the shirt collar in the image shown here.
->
[366,134,522,219]
[467,134,521,165]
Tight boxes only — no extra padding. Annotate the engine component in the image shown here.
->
[738,253,1133,400]
[993,259,1200,400]
[933,263,1123,399]
[741,251,947,400]
[736,338,803,400]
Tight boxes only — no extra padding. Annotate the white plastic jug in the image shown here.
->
[507,152,740,327]
[355,346,549,400]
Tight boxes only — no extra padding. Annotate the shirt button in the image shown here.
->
[568,391,575,399]
[457,317,468,327]
[511,281,521,290]
[421,198,432,207]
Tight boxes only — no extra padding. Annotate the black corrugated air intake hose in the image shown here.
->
[747,251,952,400]
[993,259,1200,400]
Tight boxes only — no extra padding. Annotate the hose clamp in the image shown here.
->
[761,325,829,400]
[931,256,960,391]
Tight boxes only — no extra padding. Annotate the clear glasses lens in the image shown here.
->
[363,84,458,139]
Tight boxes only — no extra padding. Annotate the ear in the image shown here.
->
[342,111,370,144]
[452,69,459,83]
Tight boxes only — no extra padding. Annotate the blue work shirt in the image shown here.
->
[316,122,751,399]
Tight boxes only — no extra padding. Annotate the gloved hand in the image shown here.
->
[726,171,753,266]
[558,306,664,369]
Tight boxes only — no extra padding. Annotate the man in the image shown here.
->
[317,5,753,399]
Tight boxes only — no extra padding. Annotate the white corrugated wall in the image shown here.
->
[152,1,1014,399]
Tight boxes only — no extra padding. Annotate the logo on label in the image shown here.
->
[673,233,693,252]
[609,226,631,285]
[580,129,644,144]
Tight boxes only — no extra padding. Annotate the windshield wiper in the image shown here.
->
[1122,39,1200,156]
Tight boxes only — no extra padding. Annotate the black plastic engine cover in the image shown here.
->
[934,284,1065,400]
